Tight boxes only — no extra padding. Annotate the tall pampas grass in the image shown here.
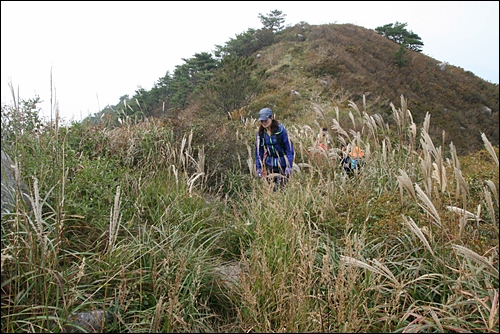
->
[402,215,435,256]
[415,183,441,227]
[452,244,498,276]
[331,119,350,140]
[485,180,498,206]
[483,186,496,225]
[419,143,433,196]
[449,142,460,171]
[453,166,469,203]
[108,185,122,255]
[481,133,499,168]
[348,100,362,118]
[340,255,399,286]
[397,169,417,202]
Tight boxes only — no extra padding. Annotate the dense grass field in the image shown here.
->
[2,94,498,332]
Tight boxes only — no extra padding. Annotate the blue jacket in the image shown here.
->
[255,123,294,171]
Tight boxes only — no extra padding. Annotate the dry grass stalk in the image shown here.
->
[29,176,44,243]
[485,180,498,205]
[75,257,86,285]
[382,139,387,165]
[340,255,399,286]
[187,172,205,196]
[372,113,387,133]
[152,296,164,332]
[458,215,467,238]
[363,143,370,160]
[402,215,435,256]
[476,204,482,225]
[108,185,122,255]
[348,100,362,118]
[331,119,349,139]
[196,146,205,174]
[348,111,356,129]
[408,123,417,152]
[483,187,496,224]
[246,143,254,175]
[446,206,480,221]
[452,244,499,276]
[429,309,444,333]
[419,143,433,196]
[446,205,481,237]
[171,165,179,185]
[407,107,414,125]
[481,289,499,331]
[420,131,438,160]
[370,258,400,286]
[180,135,187,169]
[415,183,441,227]
[400,94,408,115]
[481,133,499,168]
[431,149,447,193]
[423,112,431,134]
[449,142,461,171]
[436,148,446,190]
[311,102,325,119]
[363,112,379,148]
[8,80,19,112]
[453,167,469,202]
[390,102,401,132]
[397,169,417,202]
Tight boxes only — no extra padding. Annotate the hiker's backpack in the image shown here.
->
[275,130,295,160]
[349,146,364,171]
[259,126,295,166]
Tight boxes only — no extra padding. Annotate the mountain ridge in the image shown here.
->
[244,23,498,154]
[96,22,498,155]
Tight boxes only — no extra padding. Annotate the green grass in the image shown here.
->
[1,94,498,332]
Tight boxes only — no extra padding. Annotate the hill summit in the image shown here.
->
[95,22,499,155]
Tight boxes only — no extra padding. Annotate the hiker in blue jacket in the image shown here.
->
[255,108,294,188]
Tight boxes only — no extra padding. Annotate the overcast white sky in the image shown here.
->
[2,1,499,123]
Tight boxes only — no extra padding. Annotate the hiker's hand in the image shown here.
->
[285,167,292,177]
[256,168,262,178]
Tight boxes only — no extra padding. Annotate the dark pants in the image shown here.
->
[264,165,288,190]
[341,157,363,176]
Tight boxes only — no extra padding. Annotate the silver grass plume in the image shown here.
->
[332,119,350,138]
[449,142,460,171]
[348,100,362,118]
[402,215,435,256]
[341,256,399,286]
[415,183,441,227]
[483,186,496,224]
[311,103,325,119]
[481,133,499,168]
[452,244,498,276]
[423,112,431,134]
[453,166,469,202]
[397,169,417,202]
[348,111,356,129]
[419,142,433,196]
[485,180,498,205]
[108,186,122,254]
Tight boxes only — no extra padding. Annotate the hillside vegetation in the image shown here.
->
[1,18,499,333]
[91,22,498,156]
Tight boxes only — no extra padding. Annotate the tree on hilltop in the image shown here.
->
[258,9,286,33]
[214,27,276,59]
[375,22,424,52]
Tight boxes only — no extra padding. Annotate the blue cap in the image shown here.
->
[258,108,273,121]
